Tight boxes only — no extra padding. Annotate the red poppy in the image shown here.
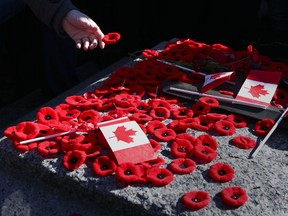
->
[63,150,87,170]
[36,107,59,127]
[197,134,218,151]
[153,128,177,142]
[208,162,235,182]
[37,140,60,156]
[182,191,210,211]
[92,155,117,177]
[147,98,172,110]
[214,120,236,136]
[219,90,234,96]
[102,32,121,44]
[146,120,167,135]
[140,156,165,168]
[129,113,153,124]
[226,114,247,128]
[94,98,114,111]
[192,145,217,164]
[220,186,248,207]
[149,107,171,121]
[232,136,256,149]
[131,100,151,113]
[13,140,37,152]
[191,116,213,132]
[115,162,146,184]
[170,139,194,158]
[167,119,181,131]
[253,118,275,136]
[36,123,55,137]
[176,133,196,143]
[149,139,161,152]
[142,49,159,59]
[60,133,86,152]
[65,95,91,107]
[55,103,81,121]
[169,158,196,175]
[13,121,40,140]
[146,167,174,186]
[206,113,227,122]
[192,101,211,116]
[78,109,103,128]
[171,107,194,119]
[199,96,219,108]
[178,117,200,131]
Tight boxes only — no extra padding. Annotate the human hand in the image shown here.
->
[62,10,105,51]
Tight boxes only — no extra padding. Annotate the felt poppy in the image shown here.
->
[140,156,165,168]
[146,167,174,186]
[232,136,256,149]
[191,116,213,132]
[3,125,18,141]
[129,113,153,124]
[131,100,151,113]
[146,120,167,135]
[219,90,234,96]
[36,107,60,127]
[92,155,117,177]
[208,162,235,182]
[153,128,177,142]
[214,120,236,136]
[196,134,218,151]
[77,109,103,128]
[178,117,200,131]
[113,93,140,107]
[142,49,159,59]
[115,162,145,184]
[94,98,114,111]
[226,114,247,128]
[171,107,194,119]
[37,140,60,156]
[13,121,40,140]
[167,119,181,131]
[170,139,194,158]
[13,140,37,152]
[36,123,55,137]
[63,150,87,170]
[199,96,219,108]
[182,191,210,211]
[102,32,121,44]
[253,118,275,136]
[176,133,196,144]
[220,186,248,207]
[60,133,86,152]
[149,107,171,121]
[149,139,162,152]
[55,104,81,121]
[206,113,227,122]
[147,98,172,110]
[192,101,211,116]
[169,158,196,175]
[65,95,91,107]
[192,145,217,164]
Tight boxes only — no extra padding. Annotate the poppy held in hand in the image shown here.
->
[220,186,248,207]
[182,191,210,211]
[102,32,121,44]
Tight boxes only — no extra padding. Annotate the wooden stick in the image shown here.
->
[169,87,267,109]
[249,107,288,158]
[19,129,77,145]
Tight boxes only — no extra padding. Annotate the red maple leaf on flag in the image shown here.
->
[248,84,269,98]
[110,126,137,143]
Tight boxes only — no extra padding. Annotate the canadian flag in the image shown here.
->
[98,117,157,165]
[201,71,235,93]
[235,70,282,107]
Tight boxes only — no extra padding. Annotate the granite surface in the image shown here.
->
[0,41,287,216]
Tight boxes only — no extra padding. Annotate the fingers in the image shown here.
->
[75,35,100,51]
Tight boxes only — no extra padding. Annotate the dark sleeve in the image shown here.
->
[23,0,78,36]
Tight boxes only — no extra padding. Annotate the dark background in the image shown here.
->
[0,0,287,109]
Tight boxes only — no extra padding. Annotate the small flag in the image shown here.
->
[201,71,235,93]
[99,119,157,165]
[235,70,282,107]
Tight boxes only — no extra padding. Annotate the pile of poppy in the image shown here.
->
[3,37,288,212]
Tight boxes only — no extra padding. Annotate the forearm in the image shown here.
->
[23,0,77,35]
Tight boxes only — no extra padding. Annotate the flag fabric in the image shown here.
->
[99,119,157,165]
[235,70,282,107]
[201,71,235,93]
